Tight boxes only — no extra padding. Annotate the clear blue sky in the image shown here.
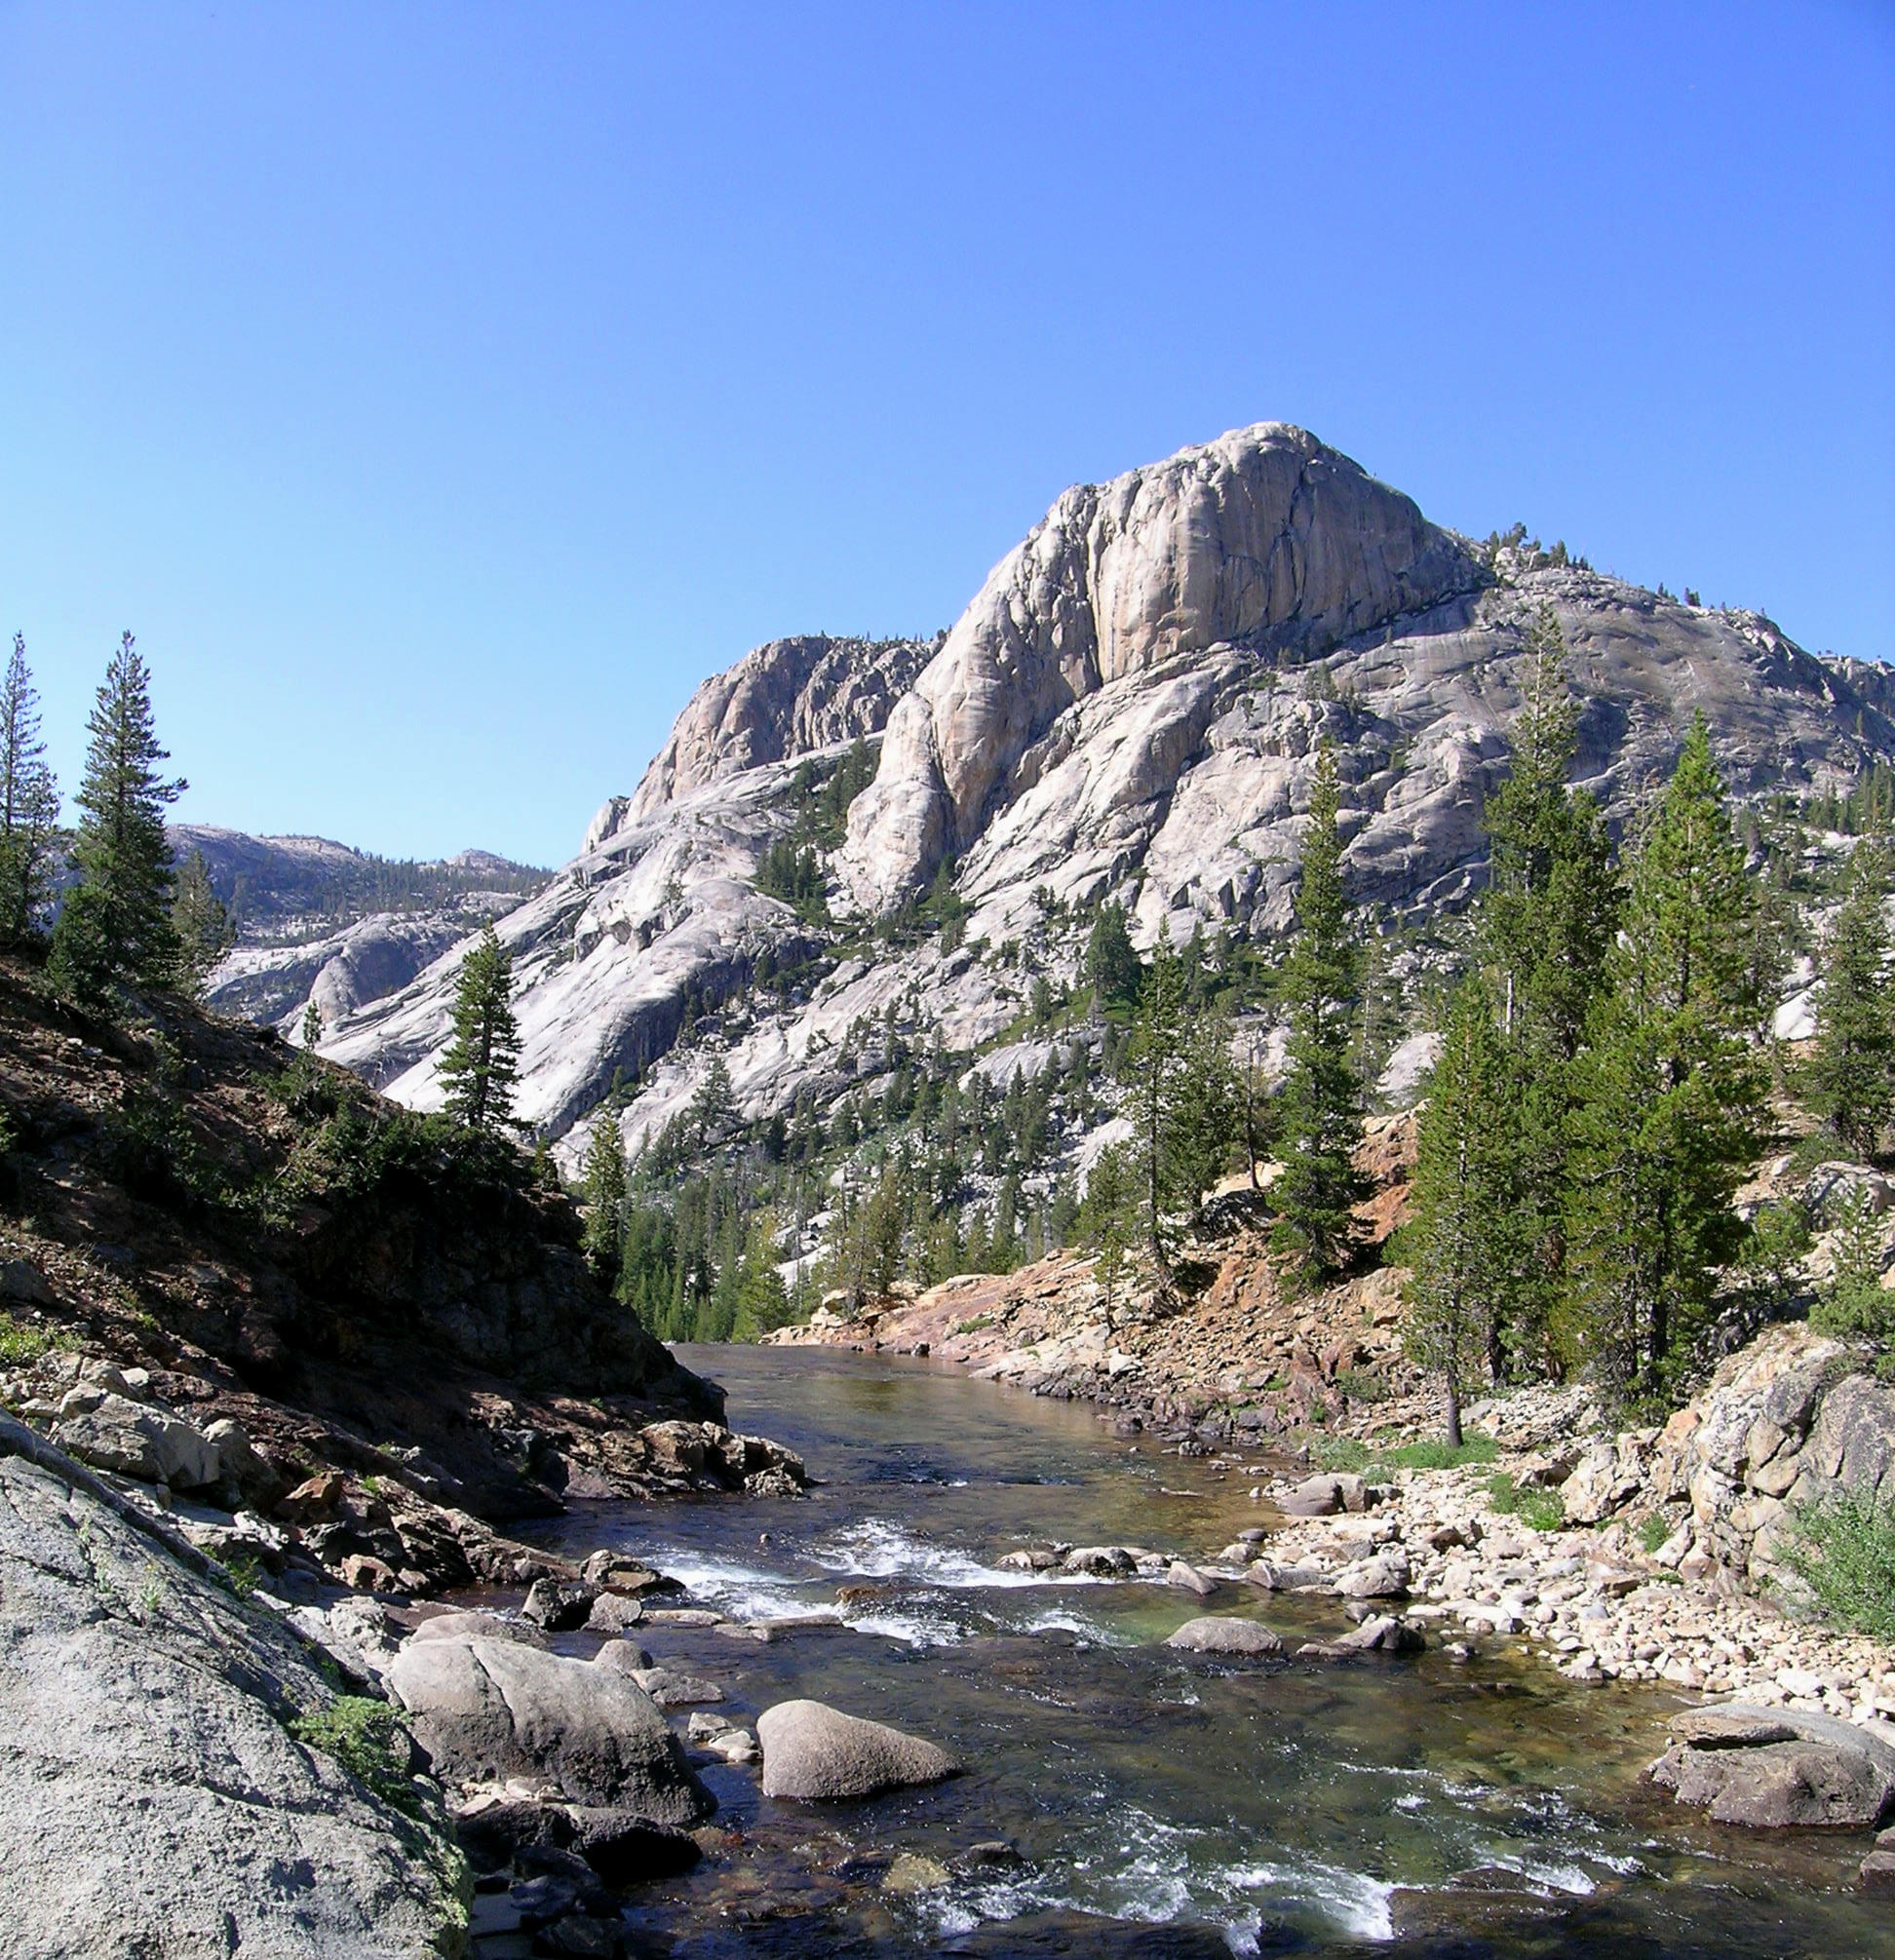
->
[3,3,1890,866]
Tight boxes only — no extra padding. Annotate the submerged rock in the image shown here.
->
[755,1698,959,1799]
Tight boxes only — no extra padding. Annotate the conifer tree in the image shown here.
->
[171,848,233,998]
[0,634,61,945]
[1273,746,1365,1286]
[1564,715,1765,1402]
[438,925,522,1132]
[1472,604,1620,1371]
[49,634,186,998]
[1086,902,1141,1012]
[582,1113,627,1278]
[1125,930,1187,1264]
[691,1054,736,1150]
[1809,845,1894,1159]
[1405,977,1514,1444]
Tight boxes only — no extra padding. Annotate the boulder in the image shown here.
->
[1279,1474,1363,1518]
[385,1636,715,1822]
[755,1699,959,1800]
[1064,1545,1136,1576]
[1334,1549,1411,1600]
[627,1667,724,1708]
[453,1797,701,1886]
[590,1641,657,1675]
[522,1577,599,1631]
[1648,1704,1895,1828]
[0,1423,465,1957]
[406,1609,548,1648]
[50,1393,221,1489]
[1165,1559,1216,1596]
[1163,1615,1283,1656]
[586,1590,644,1633]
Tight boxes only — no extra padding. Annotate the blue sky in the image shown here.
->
[2,3,1890,866]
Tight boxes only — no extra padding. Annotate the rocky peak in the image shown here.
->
[620,633,936,833]
[837,424,1480,911]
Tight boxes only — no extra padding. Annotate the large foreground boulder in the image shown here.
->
[386,1634,715,1822]
[1648,1703,1895,1828]
[756,1698,959,1799]
[0,1417,467,1957]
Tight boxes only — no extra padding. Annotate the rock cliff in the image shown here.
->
[282,424,1895,1163]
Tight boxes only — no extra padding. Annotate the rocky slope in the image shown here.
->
[284,424,1895,1177]
[0,951,812,1599]
[174,825,550,1031]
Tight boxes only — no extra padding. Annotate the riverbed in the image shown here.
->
[528,1345,1890,1957]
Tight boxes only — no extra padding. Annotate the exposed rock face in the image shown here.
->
[838,424,1478,911]
[754,1698,959,1799]
[1559,1323,1895,1591]
[386,1634,715,1821]
[0,1420,467,1958]
[624,634,934,826]
[260,423,1894,1163]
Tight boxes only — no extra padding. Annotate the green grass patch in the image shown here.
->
[1488,1472,1565,1532]
[952,1314,995,1336]
[1638,1513,1673,1556]
[1777,1488,1895,1641]
[287,1697,423,1817]
[0,1313,60,1365]
[1305,1433,1498,1478]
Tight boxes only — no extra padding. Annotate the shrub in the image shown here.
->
[287,1697,422,1817]
[1777,1488,1895,1641]
[1639,1513,1673,1556]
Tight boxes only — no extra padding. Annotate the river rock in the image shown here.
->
[586,1590,644,1633]
[590,1641,657,1675]
[1166,1559,1216,1595]
[1648,1704,1895,1828]
[1861,1827,1895,1895]
[51,1393,221,1489]
[522,1576,599,1631]
[0,1422,465,1957]
[755,1698,959,1799]
[1279,1474,1362,1518]
[1334,1549,1411,1600]
[1064,1545,1137,1576]
[385,1635,715,1821]
[407,1608,548,1648]
[628,1666,724,1708]
[1164,1615,1283,1656]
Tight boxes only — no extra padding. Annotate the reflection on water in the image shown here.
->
[524,1345,1890,1958]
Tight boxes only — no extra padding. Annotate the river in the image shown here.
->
[526,1345,1889,1958]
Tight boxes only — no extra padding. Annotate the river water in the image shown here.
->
[528,1345,1889,1958]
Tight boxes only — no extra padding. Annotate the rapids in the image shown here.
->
[525,1345,1891,1957]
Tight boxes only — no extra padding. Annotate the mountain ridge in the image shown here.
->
[212,423,1893,1177]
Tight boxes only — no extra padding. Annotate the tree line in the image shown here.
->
[1405,607,1895,1438]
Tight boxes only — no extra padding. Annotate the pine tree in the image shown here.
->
[0,634,61,945]
[1564,715,1765,1402]
[1273,746,1366,1287]
[1473,605,1620,1372]
[690,1055,736,1150]
[1809,845,1894,1158]
[49,634,185,997]
[1086,902,1141,1011]
[1405,978,1514,1444]
[171,848,233,998]
[582,1113,627,1278]
[438,925,522,1132]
